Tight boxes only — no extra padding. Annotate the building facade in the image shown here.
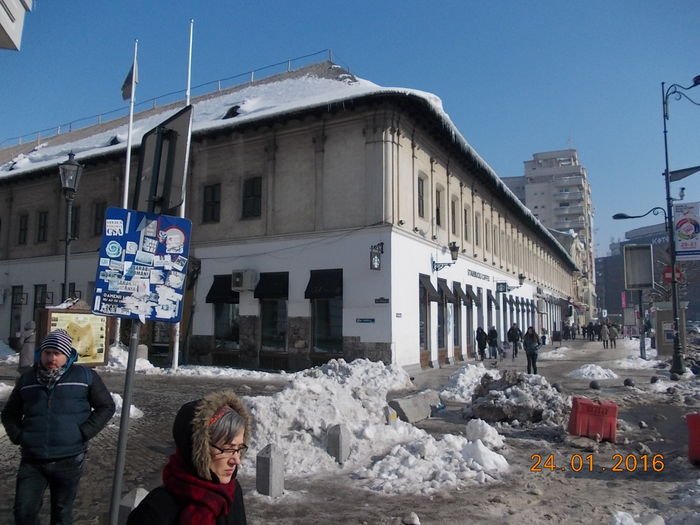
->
[503,149,596,323]
[0,62,579,371]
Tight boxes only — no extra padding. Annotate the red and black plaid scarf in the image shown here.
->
[162,450,236,525]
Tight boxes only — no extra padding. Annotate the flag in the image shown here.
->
[121,59,138,100]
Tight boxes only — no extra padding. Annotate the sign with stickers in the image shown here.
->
[92,207,192,323]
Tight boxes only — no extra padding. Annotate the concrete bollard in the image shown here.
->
[136,344,149,360]
[256,443,284,497]
[327,424,351,464]
[118,487,149,525]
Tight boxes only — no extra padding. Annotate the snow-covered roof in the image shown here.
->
[0,61,577,269]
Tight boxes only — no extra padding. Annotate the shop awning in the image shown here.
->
[419,274,441,302]
[438,278,457,303]
[465,284,481,307]
[503,295,513,306]
[254,272,289,299]
[453,282,470,305]
[205,275,240,304]
[304,269,343,299]
[487,289,500,310]
[514,296,521,308]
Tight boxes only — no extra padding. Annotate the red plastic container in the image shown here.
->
[687,413,700,463]
[567,397,618,443]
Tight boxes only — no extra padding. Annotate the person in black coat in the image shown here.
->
[128,390,251,525]
[487,326,499,360]
[522,326,541,375]
[475,327,488,361]
[1,329,115,524]
[506,323,522,359]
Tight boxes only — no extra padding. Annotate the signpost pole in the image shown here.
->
[108,319,141,525]
[639,290,646,360]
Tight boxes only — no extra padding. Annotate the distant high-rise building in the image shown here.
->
[503,149,596,320]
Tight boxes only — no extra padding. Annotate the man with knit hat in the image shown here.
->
[1,329,115,524]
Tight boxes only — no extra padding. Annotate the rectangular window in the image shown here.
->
[417,178,425,218]
[203,183,221,223]
[484,220,490,251]
[94,202,106,236]
[463,206,471,242]
[18,214,28,245]
[260,299,287,351]
[450,199,456,235]
[474,213,481,247]
[242,177,262,218]
[453,299,460,347]
[36,211,48,243]
[312,298,343,353]
[435,190,442,227]
[71,206,80,240]
[34,284,47,306]
[214,303,240,345]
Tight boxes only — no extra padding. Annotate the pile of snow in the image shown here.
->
[472,373,572,426]
[540,346,570,360]
[100,344,157,372]
[567,364,618,379]
[0,340,16,358]
[242,359,510,494]
[0,381,14,401]
[111,392,144,419]
[440,363,501,402]
[465,418,505,449]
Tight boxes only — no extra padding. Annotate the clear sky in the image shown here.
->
[1,1,699,256]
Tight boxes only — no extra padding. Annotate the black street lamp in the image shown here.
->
[58,152,84,301]
[660,76,700,374]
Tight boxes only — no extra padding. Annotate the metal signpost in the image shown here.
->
[97,208,192,525]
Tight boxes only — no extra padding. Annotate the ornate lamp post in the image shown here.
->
[58,153,84,301]
[661,76,700,374]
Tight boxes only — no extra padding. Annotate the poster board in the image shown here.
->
[43,308,110,366]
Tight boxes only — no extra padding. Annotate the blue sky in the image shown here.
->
[1,1,699,256]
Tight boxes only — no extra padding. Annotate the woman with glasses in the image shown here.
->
[128,390,251,524]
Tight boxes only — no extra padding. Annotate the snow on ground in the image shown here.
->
[567,364,619,379]
[241,358,509,494]
[440,363,501,402]
[540,345,571,360]
[110,392,144,419]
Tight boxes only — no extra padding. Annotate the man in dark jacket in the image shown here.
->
[506,323,522,359]
[1,329,115,524]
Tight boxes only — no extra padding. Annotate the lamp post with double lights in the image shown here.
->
[660,75,700,374]
[58,153,84,301]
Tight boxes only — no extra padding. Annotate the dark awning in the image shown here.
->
[504,295,513,306]
[453,282,470,305]
[305,269,343,299]
[514,297,521,308]
[438,278,457,303]
[205,275,240,304]
[465,284,481,307]
[254,272,289,299]
[419,274,440,302]
[487,290,500,310]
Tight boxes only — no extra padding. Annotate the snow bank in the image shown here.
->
[440,363,501,402]
[567,364,618,379]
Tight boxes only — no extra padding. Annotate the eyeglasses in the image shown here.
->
[211,443,248,458]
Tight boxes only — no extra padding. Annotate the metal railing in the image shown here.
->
[1,49,334,148]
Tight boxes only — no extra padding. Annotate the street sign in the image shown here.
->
[92,207,192,323]
[663,266,682,283]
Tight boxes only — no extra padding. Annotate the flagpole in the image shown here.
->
[114,39,138,349]
[171,19,194,370]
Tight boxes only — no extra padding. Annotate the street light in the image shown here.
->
[58,152,84,301]
[661,75,700,374]
[432,241,460,272]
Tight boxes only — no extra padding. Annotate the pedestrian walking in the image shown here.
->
[609,324,618,349]
[18,320,36,374]
[506,323,522,359]
[128,390,251,525]
[523,326,540,375]
[587,321,595,341]
[600,323,610,349]
[1,329,115,524]
[487,326,499,361]
[475,327,488,361]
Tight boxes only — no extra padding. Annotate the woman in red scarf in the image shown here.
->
[128,391,251,525]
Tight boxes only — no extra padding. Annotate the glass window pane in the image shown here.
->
[312,298,342,353]
[261,299,286,351]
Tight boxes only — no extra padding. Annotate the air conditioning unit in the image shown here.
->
[231,270,258,291]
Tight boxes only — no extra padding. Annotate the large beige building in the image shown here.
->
[0,62,580,371]
[503,150,596,322]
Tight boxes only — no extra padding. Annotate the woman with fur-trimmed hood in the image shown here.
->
[128,391,251,525]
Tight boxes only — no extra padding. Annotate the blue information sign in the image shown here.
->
[92,207,192,323]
